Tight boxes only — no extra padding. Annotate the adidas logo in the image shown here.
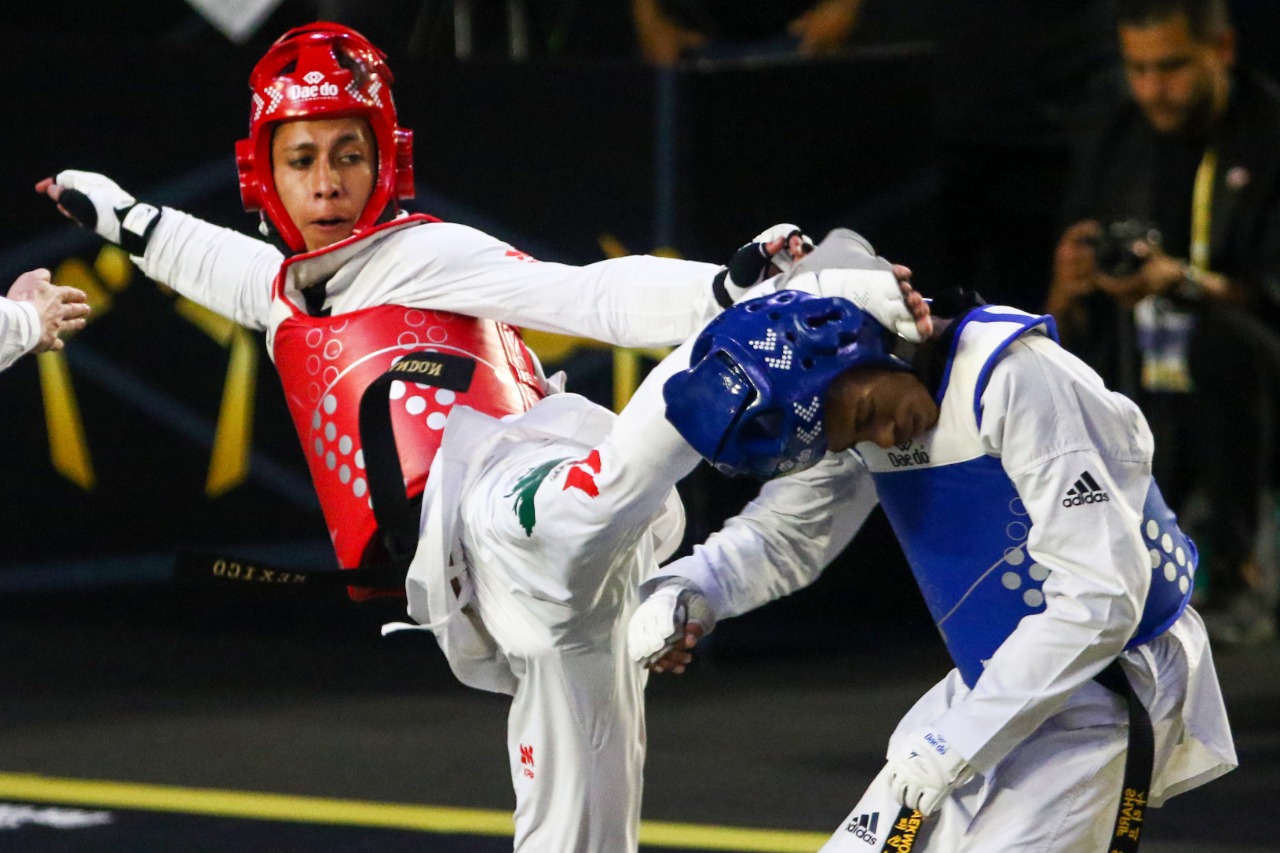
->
[844,811,880,844]
[1062,471,1110,507]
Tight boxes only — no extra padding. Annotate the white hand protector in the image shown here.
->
[52,170,160,256]
[712,223,815,308]
[787,268,923,343]
[749,222,814,275]
[627,579,716,666]
[772,228,923,342]
[885,729,975,816]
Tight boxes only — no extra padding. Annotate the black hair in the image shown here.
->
[913,288,987,397]
[277,42,375,89]
[1115,0,1231,41]
[333,42,376,90]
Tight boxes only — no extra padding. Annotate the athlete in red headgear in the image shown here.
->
[36,21,926,850]
[236,23,414,252]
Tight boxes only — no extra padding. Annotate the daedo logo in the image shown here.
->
[887,442,930,468]
[287,81,340,100]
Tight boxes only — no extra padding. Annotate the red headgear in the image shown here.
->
[236,22,415,252]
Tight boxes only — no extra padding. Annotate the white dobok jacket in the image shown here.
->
[661,306,1237,806]
[133,208,718,689]
[0,297,40,372]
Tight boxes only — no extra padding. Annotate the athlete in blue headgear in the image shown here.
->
[632,270,1237,851]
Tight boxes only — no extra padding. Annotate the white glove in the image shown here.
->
[787,268,924,343]
[50,170,160,256]
[774,227,925,343]
[628,578,716,667]
[749,223,814,275]
[713,223,815,307]
[884,729,975,816]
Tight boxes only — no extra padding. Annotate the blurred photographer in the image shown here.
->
[1046,0,1280,646]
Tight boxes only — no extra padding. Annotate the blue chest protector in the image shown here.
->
[866,308,1194,687]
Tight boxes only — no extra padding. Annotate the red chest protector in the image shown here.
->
[270,234,543,591]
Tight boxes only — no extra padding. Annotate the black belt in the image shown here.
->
[879,807,924,852]
[1094,658,1154,853]
[876,659,1153,853]
[173,548,402,590]
[174,351,476,596]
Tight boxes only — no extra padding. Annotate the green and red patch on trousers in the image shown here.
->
[506,450,603,536]
[507,458,567,536]
[563,450,602,497]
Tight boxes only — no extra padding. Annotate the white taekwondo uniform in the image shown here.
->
[134,208,720,851]
[0,296,41,372]
[660,305,1237,852]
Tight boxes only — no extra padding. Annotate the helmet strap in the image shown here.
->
[889,335,919,369]
[257,214,296,255]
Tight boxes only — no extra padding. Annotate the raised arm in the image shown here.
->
[341,222,926,350]
[138,209,282,330]
[37,171,280,330]
[343,221,725,348]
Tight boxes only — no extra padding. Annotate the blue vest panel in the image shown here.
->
[873,457,1044,687]
[1133,480,1195,645]
[867,309,1195,688]
[874,463,1194,688]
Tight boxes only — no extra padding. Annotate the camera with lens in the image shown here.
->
[1090,220,1162,277]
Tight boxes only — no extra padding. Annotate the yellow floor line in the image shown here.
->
[0,772,828,852]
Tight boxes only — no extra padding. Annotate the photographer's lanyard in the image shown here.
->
[1137,147,1215,393]
[1190,148,1217,273]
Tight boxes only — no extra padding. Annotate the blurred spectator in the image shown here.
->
[632,0,862,65]
[1047,0,1280,646]
[630,0,1121,311]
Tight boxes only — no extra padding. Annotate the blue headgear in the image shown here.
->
[664,290,911,480]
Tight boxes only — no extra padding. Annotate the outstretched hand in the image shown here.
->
[36,171,157,255]
[7,269,90,353]
[35,175,86,225]
[757,229,816,275]
[713,223,816,309]
[727,224,815,291]
[633,0,707,66]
